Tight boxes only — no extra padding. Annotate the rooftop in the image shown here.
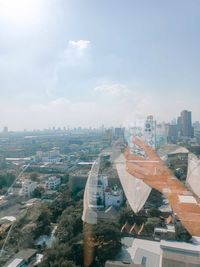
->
[160,240,200,254]
[105,261,143,267]
[5,258,23,267]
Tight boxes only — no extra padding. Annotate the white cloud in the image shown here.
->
[94,83,131,97]
[68,40,90,50]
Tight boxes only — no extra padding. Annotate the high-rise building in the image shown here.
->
[113,127,125,139]
[156,122,168,147]
[179,110,193,137]
[3,126,8,133]
[166,124,178,143]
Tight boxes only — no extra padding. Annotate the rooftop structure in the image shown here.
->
[4,249,37,267]
[105,261,143,267]
[118,237,200,267]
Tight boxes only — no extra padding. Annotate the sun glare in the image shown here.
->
[0,0,44,29]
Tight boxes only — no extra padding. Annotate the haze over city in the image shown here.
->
[1,0,200,130]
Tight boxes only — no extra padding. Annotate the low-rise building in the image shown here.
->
[118,237,200,267]
[105,185,123,208]
[20,180,37,198]
[161,240,200,267]
[4,249,37,267]
[105,261,143,267]
[154,225,176,241]
[35,147,61,163]
[45,176,61,190]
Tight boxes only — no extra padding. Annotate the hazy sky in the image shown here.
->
[0,0,200,130]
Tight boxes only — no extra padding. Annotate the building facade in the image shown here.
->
[179,110,193,138]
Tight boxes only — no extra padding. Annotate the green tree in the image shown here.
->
[119,208,136,225]
[56,205,83,243]
[30,172,39,181]
[119,207,146,226]
[32,187,45,198]
[85,221,122,266]
[38,243,77,267]
[50,185,72,222]
[147,208,161,218]
[34,204,52,238]
[175,222,191,242]
[145,217,161,234]
[0,172,15,188]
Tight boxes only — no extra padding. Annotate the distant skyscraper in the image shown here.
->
[113,127,125,139]
[166,124,178,143]
[179,110,193,137]
[3,126,8,133]
[156,122,167,147]
[177,116,181,135]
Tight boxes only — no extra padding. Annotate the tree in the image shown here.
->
[147,208,161,218]
[175,221,191,242]
[50,186,72,222]
[61,174,69,184]
[145,189,163,208]
[0,172,15,188]
[84,221,121,266]
[38,243,77,267]
[145,217,161,234]
[30,172,39,181]
[119,208,136,225]
[119,207,146,226]
[34,204,52,238]
[56,205,83,243]
[32,187,45,198]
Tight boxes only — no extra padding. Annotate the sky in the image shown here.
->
[0,0,200,130]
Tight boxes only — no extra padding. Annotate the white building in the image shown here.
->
[95,176,123,208]
[96,176,109,204]
[105,185,123,208]
[118,237,200,267]
[20,180,37,198]
[35,147,61,163]
[46,176,61,190]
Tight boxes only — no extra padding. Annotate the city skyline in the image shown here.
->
[1,0,200,130]
[0,109,198,133]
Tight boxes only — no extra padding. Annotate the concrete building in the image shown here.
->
[166,124,178,143]
[161,240,200,267]
[113,127,125,140]
[3,126,8,134]
[156,123,168,148]
[20,180,37,198]
[95,176,123,208]
[119,237,161,267]
[105,261,143,267]
[179,110,193,138]
[4,249,37,267]
[35,147,61,163]
[105,185,123,208]
[154,225,176,241]
[45,176,61,190]
[118,237,200,267]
